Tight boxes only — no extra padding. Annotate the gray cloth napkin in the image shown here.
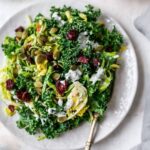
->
[132,8,150,150]
[134,8,150,39]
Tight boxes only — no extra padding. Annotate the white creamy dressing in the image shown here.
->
[13,95,18,100]
[47,108,56,115]
[90,68,104,84]
[60,80,66,85]
[58,99,63,107]
[48,107,66,117]
[91,42,99,49]
[65,69,82,82]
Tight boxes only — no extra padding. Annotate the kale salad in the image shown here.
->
[0,5,125,139]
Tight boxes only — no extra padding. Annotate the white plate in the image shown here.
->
[0,1,138,150]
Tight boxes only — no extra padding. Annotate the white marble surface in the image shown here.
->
[0,0,149,150]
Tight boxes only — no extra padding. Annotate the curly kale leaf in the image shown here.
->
[89,84,113,117]
[101,27,123,51]
[50,5,80,20]
[59,39,80,71]
[17,106,40,134]
[2,36,21,58]
[41,115,84,139]
[84,5,101,21]
[50,5,101,22]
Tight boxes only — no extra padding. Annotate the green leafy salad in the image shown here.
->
[0,5,125,139]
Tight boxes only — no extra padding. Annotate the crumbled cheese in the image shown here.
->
[52,12,61,21]
[91,42,99,49]
[83,31,88,35]
[60,20,65,25]
[65,69,82,82]
[90,68,104,84]
[78,32,99,49]
[78,32,89,49]
[52,12,66,25]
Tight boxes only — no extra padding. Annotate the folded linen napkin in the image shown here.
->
[133,7,150,150]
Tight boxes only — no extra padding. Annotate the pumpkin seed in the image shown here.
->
[16,31,23,38]
[65,11,73,23]
[53,47,60,60]
[71,65,78,70]
[50,27,58,34]
[57,116,67,123]
[79,13,87,21]
[52,73,60,81]
[94,45,103,51]
[37,35,47,45]
[22,30,28,39]
[36,54,47,64]
[34,81,43,88]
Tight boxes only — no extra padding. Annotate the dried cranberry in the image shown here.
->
[16,90,24,99]
[16,90,30,102]
[78,56,89,64]
[6,79,15,90]
[45,52,53,62]
[22,91,30,102]
[66,29,78,41]
[92,58,100,67]
[8,105,15,112]
[15,26,24,32]
[56,80,68,95]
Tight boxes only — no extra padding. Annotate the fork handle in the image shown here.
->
[85,114,99,150]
